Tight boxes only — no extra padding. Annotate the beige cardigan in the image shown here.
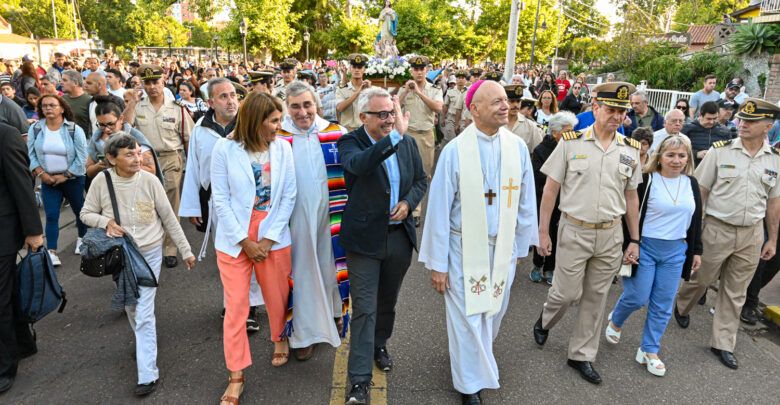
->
[81,169,193,258]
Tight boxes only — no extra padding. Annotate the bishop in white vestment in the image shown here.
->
[419,81,538,401]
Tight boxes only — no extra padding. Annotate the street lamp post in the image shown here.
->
[239,17,248,67]
[167,33,173,57]
[80,29,88,57]
[213,35,219,62]
[303,30,310,62]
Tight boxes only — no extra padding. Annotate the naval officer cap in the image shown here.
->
[248,70,274,84]
[482,71,503,82]
[279,58,298,71]
[347,53,369,67]
[232,82,248,101]
[455,69,470,78]
[592,81,636,109]
[469,67,484,77]
[139,64,164,81]
[735,97,780,121]
[504,84,525,100]
[409,55,430,68]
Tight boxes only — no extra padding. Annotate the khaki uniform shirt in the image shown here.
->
[273,81,292,100]
[695,138,780,226]
[335,82,362,131]
[541,125,643,224]
[133,96,194,153]
[401,82,443,132]
[444,86,461,116]
[506,115,544,151]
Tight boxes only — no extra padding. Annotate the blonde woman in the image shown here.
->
[605,135,702,377]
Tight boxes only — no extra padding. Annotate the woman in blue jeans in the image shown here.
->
[27,94,88,266]
[605,135,703,376]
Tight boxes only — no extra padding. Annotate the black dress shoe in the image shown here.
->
[740,306,758,325]
[164,256,177,268]
[533,313,548,346]
[461,390,482,405]
[567,359,601,384]
[414,216,421,228]
[698,293,707,305]
[374,346,393,371]
[674,305,689,328]
[0,376,14,393]
[711,348,738,369]
[134,379,158,396]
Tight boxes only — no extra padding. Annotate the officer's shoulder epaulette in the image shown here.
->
[561,130,582,141]
[172,99,184,107]
[772,146,780,155]
[432,84,441,89]
[624,137,641,150]
[713,139,733,149]
[339,83,349,89]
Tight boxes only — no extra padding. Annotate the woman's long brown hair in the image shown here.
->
[232,91,283,153]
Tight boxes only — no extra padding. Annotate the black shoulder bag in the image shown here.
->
[80,170,126,277]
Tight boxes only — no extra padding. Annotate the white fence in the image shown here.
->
[644,88,694,116]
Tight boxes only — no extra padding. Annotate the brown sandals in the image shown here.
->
[272,338,290,367]
[219,373,245,405]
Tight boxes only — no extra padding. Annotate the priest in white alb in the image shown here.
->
[419,80,538,405]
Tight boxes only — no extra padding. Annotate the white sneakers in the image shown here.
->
[74,237,83,255]
[48,250,62,266]
[636,348,666,377]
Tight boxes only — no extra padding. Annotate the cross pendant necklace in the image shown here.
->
[482,135,499,205]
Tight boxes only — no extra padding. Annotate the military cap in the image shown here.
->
[482,71,503,82]
[248,70,274,84]
[455,69,469,78]
[469,67,484,77]
[296,71,315,81]
[592,81,636,109]
[232,82,248,102]
[520,97,537,109]
[279,58,298,71]
[347,53,369,67]
[735,97,780,121]
[504,84,525,100]
[139,64,163,81]
[409,55,429,68]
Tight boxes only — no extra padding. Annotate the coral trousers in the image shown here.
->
[217,210,291,371]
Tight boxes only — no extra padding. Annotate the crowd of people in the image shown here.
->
[0,50,779,405]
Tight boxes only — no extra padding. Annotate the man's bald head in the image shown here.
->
[84,72,107,96]
[470,81,509,133]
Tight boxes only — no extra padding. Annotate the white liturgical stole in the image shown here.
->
[457,124,522,317]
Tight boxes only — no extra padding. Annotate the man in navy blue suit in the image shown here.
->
[337,87,427,405]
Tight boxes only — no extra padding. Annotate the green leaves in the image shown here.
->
[730,20,780,56]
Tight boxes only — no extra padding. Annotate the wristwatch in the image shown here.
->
[629,238,642,245]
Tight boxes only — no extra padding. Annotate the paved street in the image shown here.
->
[4,201,780,404]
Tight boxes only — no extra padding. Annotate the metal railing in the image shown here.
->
[761,0,780,14]
[644,88,695,116]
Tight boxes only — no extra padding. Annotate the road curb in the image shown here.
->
[766,306,780,327]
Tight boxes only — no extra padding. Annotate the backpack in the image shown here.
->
[15,248,67,324]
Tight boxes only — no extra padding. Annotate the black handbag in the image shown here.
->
[80,170,126,278]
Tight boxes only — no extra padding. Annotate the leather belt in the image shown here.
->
[562,213,621,229]
[157,150,182,156]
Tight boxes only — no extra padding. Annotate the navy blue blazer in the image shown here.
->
[337,125,428,257]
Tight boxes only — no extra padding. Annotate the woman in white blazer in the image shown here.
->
[211,92,296,405]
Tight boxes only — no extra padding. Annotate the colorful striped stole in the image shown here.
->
[278,123,351,338]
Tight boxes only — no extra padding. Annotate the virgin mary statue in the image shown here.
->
[374,1,399,58]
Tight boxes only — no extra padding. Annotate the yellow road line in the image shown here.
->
[329,331,389,405]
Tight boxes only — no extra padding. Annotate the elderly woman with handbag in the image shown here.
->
[604,135,703,377]
[211,91,296,405]
[80,133,195,396]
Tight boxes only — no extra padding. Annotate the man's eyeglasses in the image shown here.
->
[97,120,119,129]
[365,110,396,120]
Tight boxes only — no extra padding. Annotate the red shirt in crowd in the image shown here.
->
[556,78,570,101]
